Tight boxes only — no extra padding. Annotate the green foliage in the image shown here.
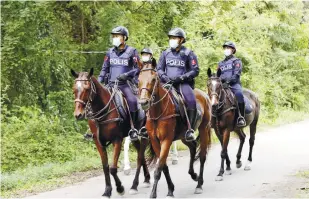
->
[1,105,94,172]
[1,0,309,178]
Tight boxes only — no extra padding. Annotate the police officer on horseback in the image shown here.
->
[98,26,143,141]
[141,47,157,67]
[157,27,199,142]
[218,41,246,127]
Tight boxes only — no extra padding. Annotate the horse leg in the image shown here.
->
[89,120,112,197]
[171,141,179,165]
[182,139,198,181]
[150,139,173,198]
[93,140,112,197]
[162,164,175,197]
[195,123,211,194]
[110,140,125,196]
[216,129,230,181]
[130,138,150,194]
[123,136,131,175]
[141,139,151,187]
[245,120,257,171]
[225,149,232,175]
[214,127,223,181]
[234,129,246,169]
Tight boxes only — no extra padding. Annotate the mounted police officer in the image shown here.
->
[157,27,199,142]
[141,47,156,67]
[98,26,142,141]
[217,41,246,127]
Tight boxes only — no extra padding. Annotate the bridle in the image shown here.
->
[208,77,235,117]
[208,77,225,111]
[139,68,172,109]
[74,78,96,106]
[139,68,175,120]
[74,77,120,123]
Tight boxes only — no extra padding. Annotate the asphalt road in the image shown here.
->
[26,119,309,198]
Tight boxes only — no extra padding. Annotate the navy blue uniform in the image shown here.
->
[157,46,199,110]
[99,45,140,112]
[218,55,244,103]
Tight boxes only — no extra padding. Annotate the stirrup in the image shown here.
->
[237,116,246,127]
[139,126,149,139]
[84,133,93,141]
[128,128,139,141]
[185,129,195,142]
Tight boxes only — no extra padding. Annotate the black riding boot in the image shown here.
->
[237,102,246,127]
[185,109,197,142]
[129,111,139,141]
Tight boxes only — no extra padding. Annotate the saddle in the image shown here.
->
[164,85,202,130]
[106,85,145,122]
[223,87,253,115]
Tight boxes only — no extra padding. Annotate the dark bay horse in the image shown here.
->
[207,68,260,181]
[71,68,150,197]
[138,63,212,198]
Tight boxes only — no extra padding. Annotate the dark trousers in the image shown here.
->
[118,83,138,112]
[230,83,244,103]
[176,83,196,110]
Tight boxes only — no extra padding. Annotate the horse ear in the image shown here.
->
[71,69,79,78]
[152,57,157,68]
[217,68,222,77]
[88,68,94,78]
[207,68,212,78]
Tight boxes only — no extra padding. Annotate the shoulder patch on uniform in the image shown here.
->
[192,59,196,65]
[235,63,241,67]
[133,56,138,62]
[104,55,108,61]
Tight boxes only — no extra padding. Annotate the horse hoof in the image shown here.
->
[215,176,223,181]
[166,195,174,198]
[124,169,130,175]
[244,161,252,171]
[129,189,138,195]
[172,160,178,165]
[194,187,203,194]
[141,182,151,188]
[101,196,110,199]
[117,186,125,196]
[236,162,242,168]
[225,170,232,175]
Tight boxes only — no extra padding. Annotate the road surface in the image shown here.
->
[26,119,309,198]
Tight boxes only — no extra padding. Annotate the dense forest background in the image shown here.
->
[1,1,309,176]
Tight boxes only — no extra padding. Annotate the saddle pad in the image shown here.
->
[244,96,253,114]
[112,87,145,121]
[168,87,202,129]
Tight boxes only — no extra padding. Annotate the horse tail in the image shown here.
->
[194,135,201,162]
[145,139,158,169]
[194,89,212,162]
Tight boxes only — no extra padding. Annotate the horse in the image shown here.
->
[207,68,260,181]
[71,68,151,197]
[138,63,212,198]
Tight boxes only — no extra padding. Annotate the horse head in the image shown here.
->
[138,63,159,110]
[71,68,94,120]
[207,68,223,108]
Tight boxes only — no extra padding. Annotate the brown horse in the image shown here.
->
[138,63,212,198]
[71,68,151,198]
[207,68,260,181]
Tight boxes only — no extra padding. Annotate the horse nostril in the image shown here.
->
[139,99,148,106]
[75,113,83,120]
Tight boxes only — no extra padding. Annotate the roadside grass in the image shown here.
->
[2,109,309,198]
[296,170,309,198]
